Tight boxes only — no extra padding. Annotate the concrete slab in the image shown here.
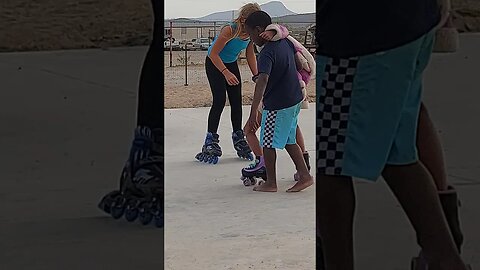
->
[0,34,479,270]
[165,106,316,270]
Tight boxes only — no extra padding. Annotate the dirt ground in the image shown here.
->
[164,51,316,108]
[0,0,152,52]
[1,0,480,52]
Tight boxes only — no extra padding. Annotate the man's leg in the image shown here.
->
[254,109,279,192]
[317,175,355,270]
[417,103,448,191]
[382,28,467,268]
[244,111,263,158]
[382,163,467,270]
[285,143,313,192]
[296,125,307,153]
[415,103,465,264]
[294,125,311,181]
[253,147,278,192]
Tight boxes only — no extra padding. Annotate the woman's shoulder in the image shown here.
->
[219,23,236,39]
[220,22,235,32]
[228,21,237,29]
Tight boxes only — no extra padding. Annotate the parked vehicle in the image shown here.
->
[189,38,211,51]
[164,37,180,51]
[198,38,211,50]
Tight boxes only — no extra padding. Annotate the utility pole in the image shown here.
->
[169,21,173,67]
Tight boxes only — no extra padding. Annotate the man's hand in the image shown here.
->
[259,30,276,41]
[247,113,260,132]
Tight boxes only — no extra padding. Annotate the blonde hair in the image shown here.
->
[232,3,261,38]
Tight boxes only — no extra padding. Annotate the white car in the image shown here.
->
[198,38,211,50]
[164,38,180,50]
[191,38,211,51]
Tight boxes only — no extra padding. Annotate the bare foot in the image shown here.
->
[287,174,314,192]
[253,181,277,192]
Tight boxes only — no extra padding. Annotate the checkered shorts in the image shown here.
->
[260,102,301,150]
[317,57,358,175]
[316,30,434,181]
[262,110,278,148]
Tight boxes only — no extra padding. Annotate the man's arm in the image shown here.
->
[250,73,268,116]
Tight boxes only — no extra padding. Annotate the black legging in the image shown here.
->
[205,56,243,134]
[136,0,162,129]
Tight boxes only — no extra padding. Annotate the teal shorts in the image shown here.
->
[260,102,302,149]
[316,31,435,181]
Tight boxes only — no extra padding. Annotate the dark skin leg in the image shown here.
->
[316,162,468,270]
[316,174,355,270]
[253,147,278,192]
[382,162,467,270]
[285,143,314,192]
[417,103,449,191]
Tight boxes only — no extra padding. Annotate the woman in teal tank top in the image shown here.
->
[195,3,260,164]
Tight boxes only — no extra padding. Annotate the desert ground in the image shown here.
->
[164,51,316,108]
[1,0,480,53]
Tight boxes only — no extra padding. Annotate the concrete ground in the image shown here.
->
[1,34,479,270]
[165,106,316,270]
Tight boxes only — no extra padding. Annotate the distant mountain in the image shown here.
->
[273,12,315,23]
[197,1,297,22]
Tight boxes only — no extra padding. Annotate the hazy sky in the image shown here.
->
[164,0,315,19]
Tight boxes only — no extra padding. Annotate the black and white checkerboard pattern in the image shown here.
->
[317,57,359,175]
[262,110,278,148]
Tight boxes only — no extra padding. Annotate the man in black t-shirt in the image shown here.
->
[245,11,314,193]
[315,1,470,269]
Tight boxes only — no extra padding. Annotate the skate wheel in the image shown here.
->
[139,204,153,225]
[111,204,125,219]
[243,178,252,186]
[110,196,126,219]
[98,190,121,214]
[139,212,153,225]
[125,206,139,222]
[212,156,219,164]
[195,152,202,161]
[247,153,254,161]
[250,178,257,186]
[258,180,265,186]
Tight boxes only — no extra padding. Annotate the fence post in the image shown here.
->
[184,44,188,86]
[169,21,173,67]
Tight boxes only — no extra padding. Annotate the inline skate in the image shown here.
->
[232,130,254,161]
[98,126,164,228]
[195,132,222,164]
